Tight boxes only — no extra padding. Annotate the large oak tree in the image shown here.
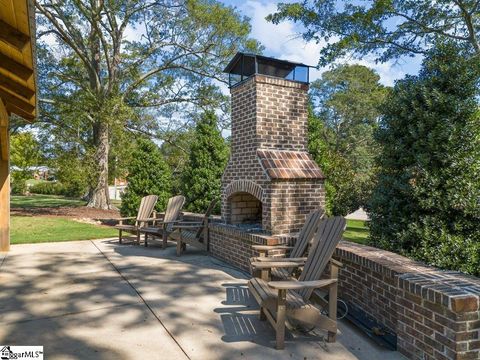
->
[36,0,260,208]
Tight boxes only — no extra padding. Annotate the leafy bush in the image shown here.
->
[10,172,29,195]
[120,138,172,217]
[29,181,64,195]
[367,42,480,276]
[180,111,229,214]
[55,152,89,198]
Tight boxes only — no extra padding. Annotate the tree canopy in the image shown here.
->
[268,0,480,65]
[10,132,42,173]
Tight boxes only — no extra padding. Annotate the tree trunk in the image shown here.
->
[87,122,111,209]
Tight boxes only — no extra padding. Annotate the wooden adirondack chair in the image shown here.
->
[138,195,185,248]
[248,216,346,350]
[250,209,324,280]
[114,195,158,245]
[170,199,218,256]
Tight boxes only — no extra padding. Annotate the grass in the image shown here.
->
[11,194,86,208]
[10,194,117,244]
[11,217,118,244]
[343,219,369,244]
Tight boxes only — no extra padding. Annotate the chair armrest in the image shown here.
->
[137,218,158,222]
[140,219,182,225]
[163,220,182,224]
[252,245,294,251]
[173,222,203,229]
[250,261,303,269]
[330,259,343,268]
[149,220,182,228]
[268,279,337,290]
[114,217,136,225]
[283,257,307,262]
[255,256,307,263]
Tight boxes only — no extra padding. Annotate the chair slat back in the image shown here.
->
[298,216,346,300]
[136,195,159,222]
[289,209,325,259]
[163,195,186,231]
[195,199,218,240]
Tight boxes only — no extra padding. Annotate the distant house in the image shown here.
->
[109,177,128,200]
[10,165,55,181]
[31,166,53,181]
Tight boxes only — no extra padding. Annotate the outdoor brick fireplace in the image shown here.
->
[219,53,325,236]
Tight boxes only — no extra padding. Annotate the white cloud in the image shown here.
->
[242,1,326,65]
[123,23,147,42]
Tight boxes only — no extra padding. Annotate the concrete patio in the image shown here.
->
[0,240,406,360]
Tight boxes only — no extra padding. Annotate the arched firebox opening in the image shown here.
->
[227,192,262,227]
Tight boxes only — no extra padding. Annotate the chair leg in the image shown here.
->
[327,266,339,343]
[176,240,182,256]
[162,230,167,249]
[276,289,287,350]
[259,307,266,321]
[144,233,148,247]
[119,230,122,244]
[261,269,270,281]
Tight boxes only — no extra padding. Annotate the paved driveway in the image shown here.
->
[0,240,405,360]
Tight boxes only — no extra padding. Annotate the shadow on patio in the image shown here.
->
[0,239,406,360]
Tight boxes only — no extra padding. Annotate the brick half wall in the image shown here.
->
[333,241,480,360]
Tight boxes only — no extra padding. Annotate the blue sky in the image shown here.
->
[221,0,422,86]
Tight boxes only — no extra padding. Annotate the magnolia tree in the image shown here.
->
[35,0,260,209]
[368,42,480,275]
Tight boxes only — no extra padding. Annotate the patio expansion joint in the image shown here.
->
[90,240,192,360]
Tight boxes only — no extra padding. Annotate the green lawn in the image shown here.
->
[11,216,118,244]
[10,194,117,244]
[343,219,369,244]
[11,194,86,208]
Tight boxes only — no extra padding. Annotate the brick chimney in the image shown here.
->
[221,53,325,235]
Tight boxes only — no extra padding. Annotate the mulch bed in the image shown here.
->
[11,206,121,225]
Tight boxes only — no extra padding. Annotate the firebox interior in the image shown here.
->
[227,192,262,226]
